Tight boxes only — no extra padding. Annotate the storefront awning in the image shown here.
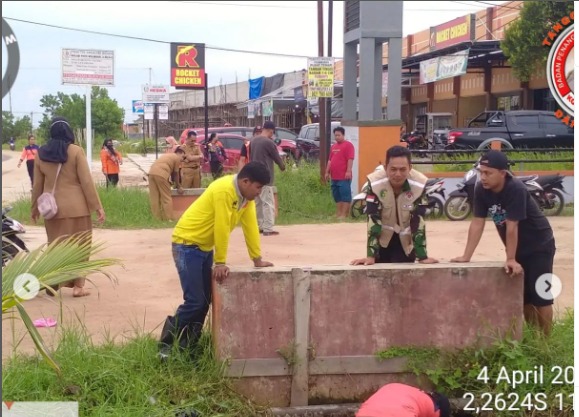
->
[389,40,506,72]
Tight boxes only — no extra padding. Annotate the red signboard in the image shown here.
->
[430,15,474,51]
[170,42,206,89]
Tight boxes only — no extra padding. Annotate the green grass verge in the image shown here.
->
[431,151,574,173]
[378,310,574,416]
[2,324,266,417]
[5,162,362,229]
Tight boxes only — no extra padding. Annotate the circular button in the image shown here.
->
[13,273,40,301]
[535,273,562,301]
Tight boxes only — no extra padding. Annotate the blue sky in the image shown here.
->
[2,1,508,124]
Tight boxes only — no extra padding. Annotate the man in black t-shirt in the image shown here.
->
[451,150,556,336]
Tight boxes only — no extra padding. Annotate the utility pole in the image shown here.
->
[317,0,327,183]
[325,0,333,173]
[8,74,13,115]
[148,68,152,138]
[30,112,33,134]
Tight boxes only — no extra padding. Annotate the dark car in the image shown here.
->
[180,125,299,161]
[447,110,574,150]
[295,121,342,161]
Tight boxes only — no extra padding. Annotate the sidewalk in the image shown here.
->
[1,151,158,204]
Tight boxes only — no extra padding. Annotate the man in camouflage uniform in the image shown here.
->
[351,145,438,265]
[181,130,204,188]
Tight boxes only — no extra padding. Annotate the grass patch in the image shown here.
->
[377,310,574,416]
[432,151,574,173]
[2,324,266,417]
[6,187,175,230]
[6,162,362,229]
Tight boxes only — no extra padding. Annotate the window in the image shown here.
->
[305,127,319,140]
[511,115,540,129]
[223,137,244,151]
[276,129,297,140]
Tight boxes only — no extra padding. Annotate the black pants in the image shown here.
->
[517,242,556,307]
[210,161,223,179]
[105,174,119,187]
[376,234,416,263]
[26,160,34,187]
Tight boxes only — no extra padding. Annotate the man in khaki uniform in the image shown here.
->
[148,147,185,221]
[181,130,203,188]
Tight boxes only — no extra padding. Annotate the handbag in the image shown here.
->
[37,163,62,220]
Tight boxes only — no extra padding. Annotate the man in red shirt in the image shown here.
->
[324,126,355,219]
[356,383,450,417]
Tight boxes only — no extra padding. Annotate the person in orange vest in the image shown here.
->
[100,138,123,187]
[356,383,450,417]
[17,134,40,188]
[238,125,261,170]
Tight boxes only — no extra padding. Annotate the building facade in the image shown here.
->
[334,1,555,130]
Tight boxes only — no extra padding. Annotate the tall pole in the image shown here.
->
[86,85,92,171]
[317,0,327,182]
[8,74,13,115]
[155,103,159,159]
[148,68,152,139]
[325,0,333,171]
[204,73,209,141]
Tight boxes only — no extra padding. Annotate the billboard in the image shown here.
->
[142,85,170,103]
[170,43,206,89]
[61,48,114,86]
[132,100,144,114]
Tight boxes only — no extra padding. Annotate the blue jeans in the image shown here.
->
[172,243,214,330]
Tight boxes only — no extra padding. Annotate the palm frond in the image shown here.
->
[2,232,121,374]
[3,232,121,311]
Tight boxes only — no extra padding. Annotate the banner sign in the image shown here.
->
[132,100,144,114]
[307,57,334,99]
[170,43,206,89]
[62,48,114,86]
[420,50,469,84]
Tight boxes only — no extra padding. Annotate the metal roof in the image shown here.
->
[389,40,506,72]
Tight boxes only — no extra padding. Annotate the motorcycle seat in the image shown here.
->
[425,178,441,187]
[517,175,538,183]
[535,174,562,186]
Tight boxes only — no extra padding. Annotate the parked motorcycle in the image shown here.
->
[404,131,429,150]
[9,137,16,151]
[443,160,566,221]
[350,166,446,219]
[2,207,28,266]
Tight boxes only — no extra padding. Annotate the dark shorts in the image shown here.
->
[376,234,416,263]
[517,243,556,307]
[331,179,352,203]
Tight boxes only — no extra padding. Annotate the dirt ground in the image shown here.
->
[1,151,574,359]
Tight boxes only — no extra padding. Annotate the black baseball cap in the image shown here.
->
[479,150,510,170]
[187,130,197,137]
[263,120,276,131]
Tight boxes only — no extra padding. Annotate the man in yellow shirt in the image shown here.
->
[159,161,274,360]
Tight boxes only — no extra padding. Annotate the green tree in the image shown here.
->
[38,87,124,140]
[2,112,33,143]
[501,1,574,82]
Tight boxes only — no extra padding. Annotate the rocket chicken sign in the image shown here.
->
[170,43,206,89]
[430,15,474,51]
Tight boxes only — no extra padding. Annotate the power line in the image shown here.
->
[472,0,521,11]
[168,1,310,9]
[3,17,325,59]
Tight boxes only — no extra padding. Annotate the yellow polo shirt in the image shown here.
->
[172,175,261,264]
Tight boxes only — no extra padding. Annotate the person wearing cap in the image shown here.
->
[181,131,203,188]
[356,383,450,417]
[351,145,438,265]
[451,150,556,336]
[148,147,185,221]
[249,120,286,236]
[239,126,261,170]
